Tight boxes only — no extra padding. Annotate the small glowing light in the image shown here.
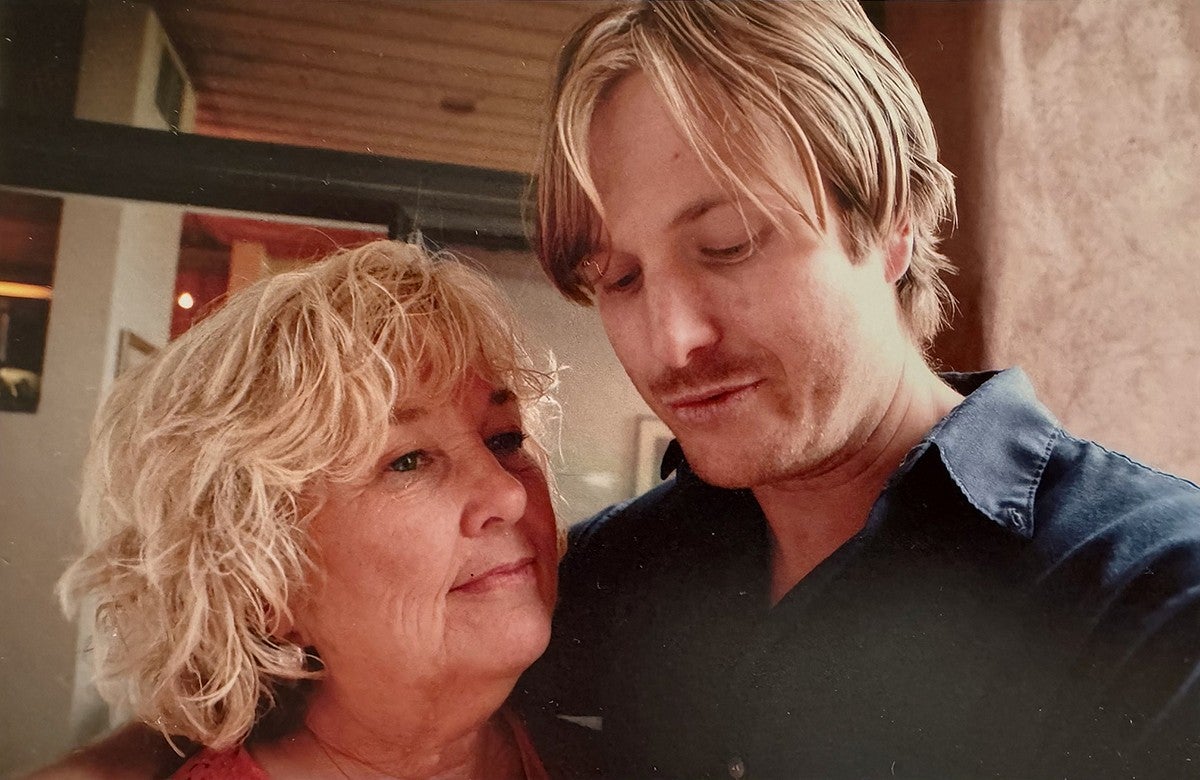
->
[177,292,195,310]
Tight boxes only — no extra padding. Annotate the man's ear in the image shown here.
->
[883,218,914,285]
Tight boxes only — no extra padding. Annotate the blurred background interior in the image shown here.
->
[1,0,1198,772]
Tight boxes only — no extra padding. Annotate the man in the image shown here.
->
[514,1,1200,778]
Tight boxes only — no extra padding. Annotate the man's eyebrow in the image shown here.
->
[668,196,731,229]
[490,388,516,406]
[589,196,734,257]
[595,194,734,255]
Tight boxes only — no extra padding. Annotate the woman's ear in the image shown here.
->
[265,601,309,647]
[883,218,914,285]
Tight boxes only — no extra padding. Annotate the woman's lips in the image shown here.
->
[450,557,536,595]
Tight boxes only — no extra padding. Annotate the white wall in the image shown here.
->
[0,1,192,772]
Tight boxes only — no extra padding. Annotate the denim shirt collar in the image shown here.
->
[900,368,1061,539]
[663,368,1061,541]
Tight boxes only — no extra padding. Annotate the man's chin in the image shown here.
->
[677,442,770,490]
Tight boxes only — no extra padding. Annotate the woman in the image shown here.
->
[57,240,563,778]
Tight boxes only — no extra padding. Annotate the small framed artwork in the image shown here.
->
[1,190,61,414]
[0,295,50,414]
[634,415,675,496]
[116,329,157,377]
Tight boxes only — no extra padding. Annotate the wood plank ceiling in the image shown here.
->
[153,0,606,174]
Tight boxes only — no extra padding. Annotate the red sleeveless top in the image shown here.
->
[173,746,268,779]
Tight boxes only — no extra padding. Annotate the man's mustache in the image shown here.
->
[649,350,764,402]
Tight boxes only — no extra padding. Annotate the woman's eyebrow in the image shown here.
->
[390,389,513,423]
[391,407,428,423]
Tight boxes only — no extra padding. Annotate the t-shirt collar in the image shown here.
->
[905,368,1061,539]
[662,368,1060,540]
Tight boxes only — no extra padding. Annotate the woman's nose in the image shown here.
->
[459,447,529,536]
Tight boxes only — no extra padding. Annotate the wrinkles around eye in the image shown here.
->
[487,430,527,456]
[700,223,774,264]
[388,450,429,473]
[387,431,526,472]
[701,241,752,262]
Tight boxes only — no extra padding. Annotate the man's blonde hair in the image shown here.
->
[536,0,956,346]
[57,240,555,750]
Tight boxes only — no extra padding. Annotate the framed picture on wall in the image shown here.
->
[0,294,50,414]
[116,329,157,377]
[1,190,61,415]
[634,415,675,496]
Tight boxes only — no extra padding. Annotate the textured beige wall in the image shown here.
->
[979,0,1200,482]
[888,0,1200,483]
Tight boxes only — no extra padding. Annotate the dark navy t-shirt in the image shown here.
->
[515,369,1200,779]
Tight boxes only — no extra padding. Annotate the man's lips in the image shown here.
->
[661,380,763,419]
[450,556,536,594]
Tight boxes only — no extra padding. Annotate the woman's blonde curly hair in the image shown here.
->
[57,240,556,750]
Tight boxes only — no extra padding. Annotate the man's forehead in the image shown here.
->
[668,196,738,229]
[584,71,824,249]
[588,192,735,249]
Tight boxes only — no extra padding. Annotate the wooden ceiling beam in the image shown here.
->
[193,99,537,159]
[199,68,542,127]
[193,102,538,169]
[144,0,596,192]
[167,30,548,103]
[0,190,64,221]
[195,54,544,119]
[158,6,554,92]
[353,0,603,38]
[160,0,567,61]
[196,113,534,173]
[197,88,540,147]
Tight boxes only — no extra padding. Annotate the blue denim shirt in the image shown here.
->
[516,369,1200,779]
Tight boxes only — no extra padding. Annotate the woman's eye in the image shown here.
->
[487,431,528,457]
[388,450,428,473]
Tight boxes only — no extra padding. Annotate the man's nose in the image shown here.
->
[645,268,720,369]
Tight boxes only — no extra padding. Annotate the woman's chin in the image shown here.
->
[456,604,553,680]
[499,609,554,671]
